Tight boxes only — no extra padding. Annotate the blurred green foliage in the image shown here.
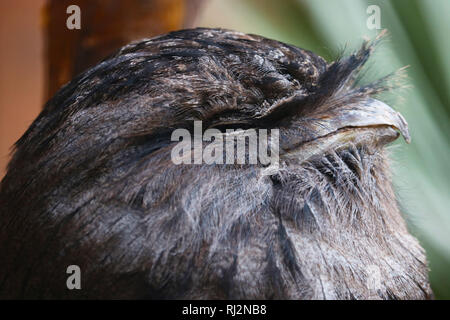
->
[199,0,450,299]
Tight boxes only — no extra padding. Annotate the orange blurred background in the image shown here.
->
[0,0,45,179]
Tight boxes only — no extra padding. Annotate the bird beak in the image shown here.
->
[320,98,411,144]
[282,98,410,161]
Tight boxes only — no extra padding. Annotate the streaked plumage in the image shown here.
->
[0,28,432,299]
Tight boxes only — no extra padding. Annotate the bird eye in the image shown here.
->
[208,122,254,133]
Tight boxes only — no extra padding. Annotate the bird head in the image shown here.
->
[0,28,431,299]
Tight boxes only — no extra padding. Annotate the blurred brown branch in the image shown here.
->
[44,0,203,100]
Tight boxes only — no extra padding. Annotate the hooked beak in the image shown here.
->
[318,98,410,144]
[283,98,410,161]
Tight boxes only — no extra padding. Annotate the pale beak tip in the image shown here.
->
[396,112,411,144]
